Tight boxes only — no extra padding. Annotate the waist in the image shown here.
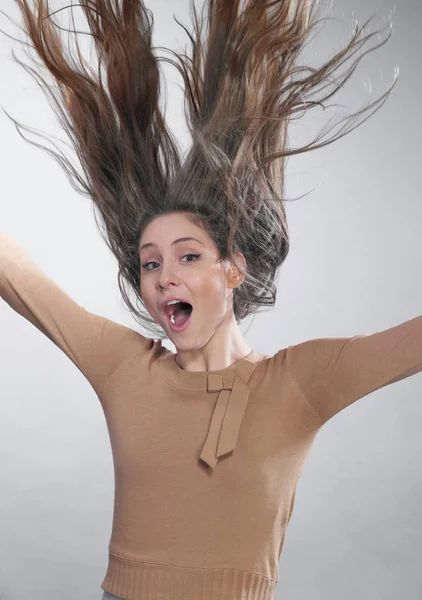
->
[101,552,278,600]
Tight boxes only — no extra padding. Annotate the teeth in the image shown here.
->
[170,314,175,324]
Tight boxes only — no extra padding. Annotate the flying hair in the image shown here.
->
[0,0,398,339]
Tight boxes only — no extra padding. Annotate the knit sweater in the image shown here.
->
[1,232,421,600]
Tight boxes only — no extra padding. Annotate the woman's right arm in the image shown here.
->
[0,232,154,397]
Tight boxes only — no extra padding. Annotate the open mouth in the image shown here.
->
[163,301,193,332]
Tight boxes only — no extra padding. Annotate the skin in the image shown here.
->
[138,211,257,372]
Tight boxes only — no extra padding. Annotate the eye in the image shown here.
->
[141,253,200,271]
[183,253,200,263]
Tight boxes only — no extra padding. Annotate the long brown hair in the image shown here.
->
[0,0,398,339]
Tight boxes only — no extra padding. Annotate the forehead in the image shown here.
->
[139,213,206,249]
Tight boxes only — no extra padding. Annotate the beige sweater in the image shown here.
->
[1,232,421,600]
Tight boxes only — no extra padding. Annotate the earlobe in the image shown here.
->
[229,270,245,289]
[233,252,246,281]
[225,252,246,288]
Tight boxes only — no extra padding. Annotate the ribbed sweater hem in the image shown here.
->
[101,552,278,600]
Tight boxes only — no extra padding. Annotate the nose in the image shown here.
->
[157,263,181,290]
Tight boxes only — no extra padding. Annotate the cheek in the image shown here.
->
[139,278,154,312]
[195,268,228,308]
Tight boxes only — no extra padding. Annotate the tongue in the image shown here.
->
[173,304,191,327]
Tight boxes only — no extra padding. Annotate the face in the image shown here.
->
[138,212,244,349]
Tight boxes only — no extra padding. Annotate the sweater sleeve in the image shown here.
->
[0,233,154,396]
[284,315,422,426]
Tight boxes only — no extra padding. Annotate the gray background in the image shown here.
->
[0,0,421,598]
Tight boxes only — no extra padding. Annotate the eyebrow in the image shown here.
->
[139,236,205,252]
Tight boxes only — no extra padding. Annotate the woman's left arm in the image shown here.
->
[284,315,422,426]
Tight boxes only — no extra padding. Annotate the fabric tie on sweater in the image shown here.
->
[199,358,258,470]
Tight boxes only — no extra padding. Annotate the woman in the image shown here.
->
[2,1,417,600]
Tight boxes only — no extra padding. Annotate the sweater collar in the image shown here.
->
[158,349,267,470]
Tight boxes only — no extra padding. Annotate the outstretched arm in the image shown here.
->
[0,232,153,397]
[284,315,422,426]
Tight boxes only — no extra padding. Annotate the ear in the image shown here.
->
[226,251,247,289]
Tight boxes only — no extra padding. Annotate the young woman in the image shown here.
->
[2,1,418,599]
